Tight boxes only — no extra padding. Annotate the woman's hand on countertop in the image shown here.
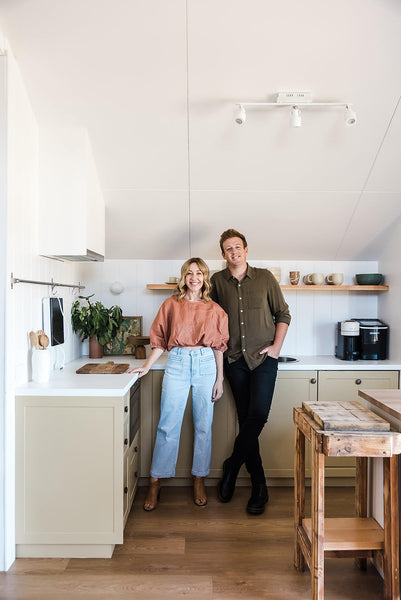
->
[127,365,150,378]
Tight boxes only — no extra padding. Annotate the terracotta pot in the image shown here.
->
[89,336,103,359]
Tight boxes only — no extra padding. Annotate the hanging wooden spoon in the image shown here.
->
[39,333,50,349]
[29,331,40,349]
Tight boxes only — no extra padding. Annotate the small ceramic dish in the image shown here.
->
[355,273,383,285]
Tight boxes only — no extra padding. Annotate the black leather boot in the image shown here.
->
[246,482,268,515]
[217,458,238,502]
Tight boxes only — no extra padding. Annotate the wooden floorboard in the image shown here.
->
[2,487,384,599]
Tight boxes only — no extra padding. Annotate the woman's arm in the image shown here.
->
[212,349,224,402]
[127,347,164,377]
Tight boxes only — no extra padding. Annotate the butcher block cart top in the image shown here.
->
[294,400,401,600]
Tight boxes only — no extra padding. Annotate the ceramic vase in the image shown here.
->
[89,336,103,358]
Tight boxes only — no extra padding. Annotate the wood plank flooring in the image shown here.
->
[1,487,384,599]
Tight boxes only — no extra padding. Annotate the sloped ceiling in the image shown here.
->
[1,0,401,260]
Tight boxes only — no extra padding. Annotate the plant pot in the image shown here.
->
[89,336,103,359]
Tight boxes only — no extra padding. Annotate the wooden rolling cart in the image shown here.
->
[294,400,401,600]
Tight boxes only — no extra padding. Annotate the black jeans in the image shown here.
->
[224,355,278,485]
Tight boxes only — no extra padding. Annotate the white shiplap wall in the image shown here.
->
[78,258,381,357]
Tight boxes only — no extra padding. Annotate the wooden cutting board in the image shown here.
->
[302,400,390,431]
[76,361,130,374]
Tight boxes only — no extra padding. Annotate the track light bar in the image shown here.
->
[234,92,357,127]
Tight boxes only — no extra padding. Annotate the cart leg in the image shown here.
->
[294,422,306,571]
[311,429,324,600]
[355,456,368,571]
[383,456,400,600]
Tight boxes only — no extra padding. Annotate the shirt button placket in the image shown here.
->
[238,282,246,354]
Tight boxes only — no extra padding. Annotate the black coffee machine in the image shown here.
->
[355,318,389,360]
[335,320,360,361]
[335,319,389,361]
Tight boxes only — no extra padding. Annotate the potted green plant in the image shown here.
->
[71,294,123,358]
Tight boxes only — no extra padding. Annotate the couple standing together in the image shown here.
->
[131,228,291,515]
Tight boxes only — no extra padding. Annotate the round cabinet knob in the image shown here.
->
[124,406,128,413]
[134,446,138,452]
[124,438,128,445]
[355,379,362,385]
[124,486,128,494]
[310,378,316,384]
[134,471,138,478]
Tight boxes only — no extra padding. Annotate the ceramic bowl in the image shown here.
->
[355,273,383,285]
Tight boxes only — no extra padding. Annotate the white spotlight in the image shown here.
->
[235,104,246,125]
[345,105,357,126]
[290,106,302,128]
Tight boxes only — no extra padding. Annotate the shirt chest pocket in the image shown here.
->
[246,289,264,309]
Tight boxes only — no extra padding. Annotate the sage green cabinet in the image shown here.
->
[140,368,399,482]
[258,370,317,479]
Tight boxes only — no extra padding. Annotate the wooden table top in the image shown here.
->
[302,400,390,432]
[358,389,401,422]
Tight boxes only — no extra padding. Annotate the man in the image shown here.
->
[210,229,291,515]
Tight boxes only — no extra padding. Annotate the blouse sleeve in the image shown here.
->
[150,300,170,350]
[212,306,229,353]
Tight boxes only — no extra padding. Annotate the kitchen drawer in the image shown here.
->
[123,419,129,449]
[128,447,139,508]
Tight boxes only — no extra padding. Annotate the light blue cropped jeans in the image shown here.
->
[150,347,217,478]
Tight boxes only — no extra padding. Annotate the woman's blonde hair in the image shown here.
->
[173,258,212,302]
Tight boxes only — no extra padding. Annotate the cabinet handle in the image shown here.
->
[134,446,138,452]
[124,438,128,445]
[355,379,362,385]
[124,486,128,494]
[134,471,138,478]
[310,378,316,384]
[124,406,129,413]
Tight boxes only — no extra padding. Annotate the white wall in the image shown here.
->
[378,216,401,363]
[3,40,83,570]
[79,258,381,357]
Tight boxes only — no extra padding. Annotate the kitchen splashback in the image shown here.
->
[78,258,380,357]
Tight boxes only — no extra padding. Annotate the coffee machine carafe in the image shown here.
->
[335,320,360,361]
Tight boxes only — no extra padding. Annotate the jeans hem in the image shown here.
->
[191,470,210,477]
[150,472,175,479]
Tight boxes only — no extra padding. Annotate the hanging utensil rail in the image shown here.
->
[10,273,85,291]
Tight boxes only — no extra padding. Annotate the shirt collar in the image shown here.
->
[224,264,255,281]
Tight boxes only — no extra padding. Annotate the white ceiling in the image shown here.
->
[1,0,401,260]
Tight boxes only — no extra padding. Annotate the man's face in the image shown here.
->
[221,237,248,269]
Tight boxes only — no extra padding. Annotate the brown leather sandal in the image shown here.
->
[193,476,207,507]
[143,478,161,511]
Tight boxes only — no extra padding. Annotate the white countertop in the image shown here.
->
[15,354,401,397]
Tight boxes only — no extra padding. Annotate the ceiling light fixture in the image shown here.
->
[234,103,246,125]
[234,91,357,128]
[290,106,302,128]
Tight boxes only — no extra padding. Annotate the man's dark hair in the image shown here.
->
[219,229,248,253]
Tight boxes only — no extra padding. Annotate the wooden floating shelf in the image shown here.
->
[147,284,389,291]
[280,285,389,291]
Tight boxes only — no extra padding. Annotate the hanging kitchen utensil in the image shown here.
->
[39,333,50,349]
[29,330,40,349]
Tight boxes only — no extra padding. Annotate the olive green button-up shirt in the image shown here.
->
[210,265,291,370]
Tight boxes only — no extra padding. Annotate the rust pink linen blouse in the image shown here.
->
[150,296,229,352]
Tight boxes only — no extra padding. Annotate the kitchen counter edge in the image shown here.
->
[15,355,401,397]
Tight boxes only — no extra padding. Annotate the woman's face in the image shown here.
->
[185,262,204,294]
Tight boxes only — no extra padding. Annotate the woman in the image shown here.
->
[130,258,229,511]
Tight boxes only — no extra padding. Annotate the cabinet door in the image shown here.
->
[16,396,123,545]
[258,371,318,479]
[318,370,399,476]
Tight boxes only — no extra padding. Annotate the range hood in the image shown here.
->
[48,250,104,262]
